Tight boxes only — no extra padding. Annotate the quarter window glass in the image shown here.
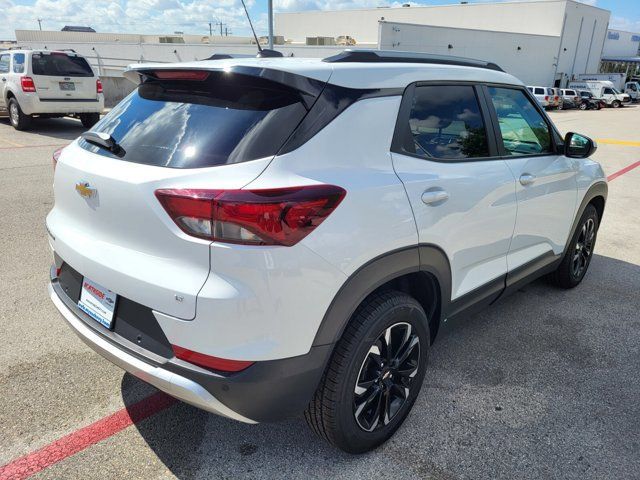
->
[488,87,552,156]
[0,55,9,74]
[535,88,544,95]
[402,85,489,160]
[12,53,25,73]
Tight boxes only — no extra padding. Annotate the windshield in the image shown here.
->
[78,72,310,168]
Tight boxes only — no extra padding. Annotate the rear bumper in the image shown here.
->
[49,268,331,423]
[19,93,104,115]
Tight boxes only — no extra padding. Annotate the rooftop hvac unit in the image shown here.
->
[306,36,336,46]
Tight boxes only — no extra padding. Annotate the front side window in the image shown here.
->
[0,55,9,74]
[401,85,489,160]
[12,53,25,73]
[603,88,614,95]
[488,87,552,156]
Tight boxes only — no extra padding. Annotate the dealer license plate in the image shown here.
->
[78,277,117,329]
[59,82,75,91]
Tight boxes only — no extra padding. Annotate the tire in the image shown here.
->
[612,100,621,108]
[596,104,602,110]
[579,102,588,111]
[79,112,100,128]
[305,291,430,453]
[549,204,599,289]
[558,102,564,110]
[8,98,32,130]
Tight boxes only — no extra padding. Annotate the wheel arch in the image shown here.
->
[312,245,452,348]
[564,181,608,257]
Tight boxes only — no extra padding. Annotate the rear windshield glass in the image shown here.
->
[78,72,309,168]
[31,53,93,77]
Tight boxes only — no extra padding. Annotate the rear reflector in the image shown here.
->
[151,70,210,81]
[21,76,36,93]
[96,78,103,94]
[172,345,254,372]
[52,147,64,171]
[155,185,346,246]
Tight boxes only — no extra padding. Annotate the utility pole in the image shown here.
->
[209,22,212,37]
[37,18,42,31]
[220,21,223,36]
[268,0,273,49]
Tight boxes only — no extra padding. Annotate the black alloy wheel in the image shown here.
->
[353,322,420,432]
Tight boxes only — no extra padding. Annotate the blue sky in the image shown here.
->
[1,0,638,40]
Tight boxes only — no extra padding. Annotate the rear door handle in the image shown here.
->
[519,173,536,186]
[421,189,449,205]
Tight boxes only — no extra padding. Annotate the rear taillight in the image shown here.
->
[155,185,346,247]
[52,147,63,171]
[21,76,36,93]
[544,95,549,101]
[96,78,103,94]
[172,345,254,372]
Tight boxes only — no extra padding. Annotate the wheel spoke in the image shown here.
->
[355,387,382,432]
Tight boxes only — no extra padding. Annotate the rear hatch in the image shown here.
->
[47,65,328,319]
[29,51,97,100]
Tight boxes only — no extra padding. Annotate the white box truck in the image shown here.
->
[623,81,640,102]
[577,73,626,90]
[567,80,631,108]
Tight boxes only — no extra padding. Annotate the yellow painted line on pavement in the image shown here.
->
[0,137,24,148]
[596,138,640,147]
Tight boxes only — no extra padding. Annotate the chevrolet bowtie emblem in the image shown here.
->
[75,182,96,199]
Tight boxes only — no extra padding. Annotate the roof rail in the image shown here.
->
[323,49,504,72]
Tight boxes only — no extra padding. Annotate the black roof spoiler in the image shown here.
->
[323,49,504,72]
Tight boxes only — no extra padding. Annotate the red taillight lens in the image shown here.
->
[544,95,549,101]
[21,76,36,92]
[172,345,254,372]
[52,147,63,171]
[151,70,210,81]
[155,185,346,246]
[96,78,103,94]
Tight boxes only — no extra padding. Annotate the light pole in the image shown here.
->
[268,0,273,49]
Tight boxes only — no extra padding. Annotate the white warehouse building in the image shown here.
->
[275,0,611,87]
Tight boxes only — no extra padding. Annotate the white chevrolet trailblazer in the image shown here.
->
[47,51,607,453]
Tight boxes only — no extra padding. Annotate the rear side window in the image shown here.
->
[488,87,552,156]
[79,72,309,168]
[534,88,544,95]
[399,85,489,160]
[0,54,8,74]
[12,53,25,73]
[31,53,93,77]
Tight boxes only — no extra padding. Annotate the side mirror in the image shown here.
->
[564,132,597,159]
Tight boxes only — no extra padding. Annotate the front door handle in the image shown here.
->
[421,189,449,205]
[519,173,536,186]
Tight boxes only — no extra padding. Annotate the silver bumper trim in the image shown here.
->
[48,283,257,424]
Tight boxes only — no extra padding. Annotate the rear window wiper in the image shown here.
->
[81,132,126,157]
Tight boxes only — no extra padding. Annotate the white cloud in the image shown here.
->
[610,15,640,33]
[1,0,259,40]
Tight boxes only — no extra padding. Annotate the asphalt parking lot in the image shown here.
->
[0,106,639,480]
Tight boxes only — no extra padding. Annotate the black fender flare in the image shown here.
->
[312,245,452,347]
[562,181,608,257]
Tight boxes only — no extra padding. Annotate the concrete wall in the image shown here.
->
[554,0,610,83]
[276,0,569,44]
[602,29,640,58]
[378,22,560,86]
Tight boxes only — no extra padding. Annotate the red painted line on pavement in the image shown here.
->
[607,160,640,182]
[0,391,177,480]
[0,143,68,151]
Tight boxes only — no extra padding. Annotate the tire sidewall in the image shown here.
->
[567,205,599,285]
[333,297,430,452]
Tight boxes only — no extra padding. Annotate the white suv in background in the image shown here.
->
[47,51,607,453]
[0,49,104,130]
[526,85,550,108]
